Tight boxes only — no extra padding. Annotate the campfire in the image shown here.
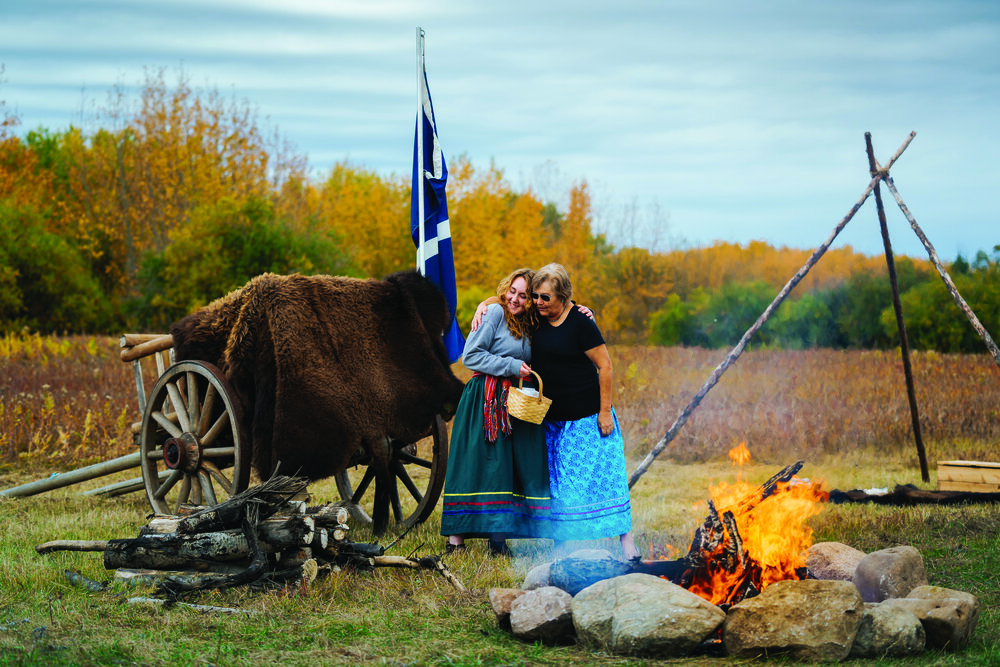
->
[652,444,829,607]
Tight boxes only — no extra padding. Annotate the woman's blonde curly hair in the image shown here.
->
[496,267,538,339]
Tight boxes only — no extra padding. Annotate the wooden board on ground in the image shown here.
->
[937,460,1000,492]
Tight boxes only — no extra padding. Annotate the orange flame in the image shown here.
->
[728,441,752,467]
[686,476,828,605]
[682,445,829,606]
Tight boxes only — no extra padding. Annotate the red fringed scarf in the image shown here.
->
[478,373,512,442]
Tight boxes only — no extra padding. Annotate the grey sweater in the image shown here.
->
[462,303,531,378]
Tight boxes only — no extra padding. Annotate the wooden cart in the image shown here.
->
[2,333,449,535]
[119,333,449,533]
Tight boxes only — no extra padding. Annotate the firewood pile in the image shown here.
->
[36,475,464,598]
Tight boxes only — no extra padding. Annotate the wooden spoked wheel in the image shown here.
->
[139,360,251,515]
[335,415,449,535]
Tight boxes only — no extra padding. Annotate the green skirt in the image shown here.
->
[440,375,552,538]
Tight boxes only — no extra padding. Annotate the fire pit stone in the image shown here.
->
[722,579,865,661]
[852,545,928,602]
[572,572,726,656]
[806,541,866,581]
[881,585,980,651]
[488,588,526,631]
[509,586,574,644]
[849,603,926,658]
[549,549,631,596]
[521,562,551,591]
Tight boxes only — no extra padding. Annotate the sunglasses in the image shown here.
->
[530,292,553,302]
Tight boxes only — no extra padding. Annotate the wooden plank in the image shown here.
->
[938,467,1000,485]
[937,460,1000,469]
[939,480,1000,493]
[937,460,1000,492]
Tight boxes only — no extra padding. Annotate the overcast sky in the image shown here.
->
[3,0,998,260]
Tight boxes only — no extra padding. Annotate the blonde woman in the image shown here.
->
[441,268,551,556]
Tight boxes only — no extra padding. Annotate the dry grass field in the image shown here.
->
[1,333,999,665]
[3,332,998,470]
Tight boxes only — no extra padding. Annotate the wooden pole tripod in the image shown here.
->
[629,131,999,489]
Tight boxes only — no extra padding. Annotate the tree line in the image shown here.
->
[1,69,997,352]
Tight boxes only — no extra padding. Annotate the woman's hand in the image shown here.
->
[598,408,614,437]
[575,302,595,321]
[469,298,495,332]
[519,362,531,379]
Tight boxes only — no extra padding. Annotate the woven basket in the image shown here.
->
[506,370,552,424]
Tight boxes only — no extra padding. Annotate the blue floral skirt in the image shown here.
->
[545,408,633,541]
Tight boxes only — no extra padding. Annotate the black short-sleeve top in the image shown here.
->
[530,306,605,421]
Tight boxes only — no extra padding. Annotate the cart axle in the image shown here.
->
[163,433,201,473]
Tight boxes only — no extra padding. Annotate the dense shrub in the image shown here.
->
[125,196,358,329]
[0,203,111,333]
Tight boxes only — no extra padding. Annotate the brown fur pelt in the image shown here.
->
[169,270,464,482]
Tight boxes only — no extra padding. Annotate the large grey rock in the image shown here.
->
[880,585,980,651]
[521,562,550,591]
[849,602,925,658]
[572,573,725,657]
[488,588,525,632]
[807,541,866,581]
[549,549,631,596]
[723,579,865,662]
[509,586,574,644]
[853,545,927,602]
[571,578,617,647]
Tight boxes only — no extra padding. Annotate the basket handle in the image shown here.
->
[518,370,544,402]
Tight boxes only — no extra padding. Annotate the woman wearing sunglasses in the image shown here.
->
[529,263,639,560]
[440,268,552,556]
[469,264,639,560]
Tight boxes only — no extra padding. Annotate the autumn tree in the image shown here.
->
[446,158,555,295]
[888,252,1000,353]
[53,68,309,296]
[554,182,600,298]
[1,95,55,216]
[316,162,412,279]
[663,241,887,299]
[596,247,674,344]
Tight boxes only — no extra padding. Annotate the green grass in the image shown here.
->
[1,457,998,666]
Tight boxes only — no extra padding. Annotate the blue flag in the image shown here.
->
[411,66,465,363]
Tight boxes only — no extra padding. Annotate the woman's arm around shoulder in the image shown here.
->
[462,304,522,378]
[470,296,501,331]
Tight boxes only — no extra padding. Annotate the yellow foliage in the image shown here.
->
[317,163,412,278]
[3,71,940,344]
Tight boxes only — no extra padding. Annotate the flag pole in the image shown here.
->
[415,27,426,273]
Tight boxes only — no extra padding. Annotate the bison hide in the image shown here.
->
[169,270,464,484]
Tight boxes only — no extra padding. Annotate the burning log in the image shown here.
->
[630,460,813,607]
